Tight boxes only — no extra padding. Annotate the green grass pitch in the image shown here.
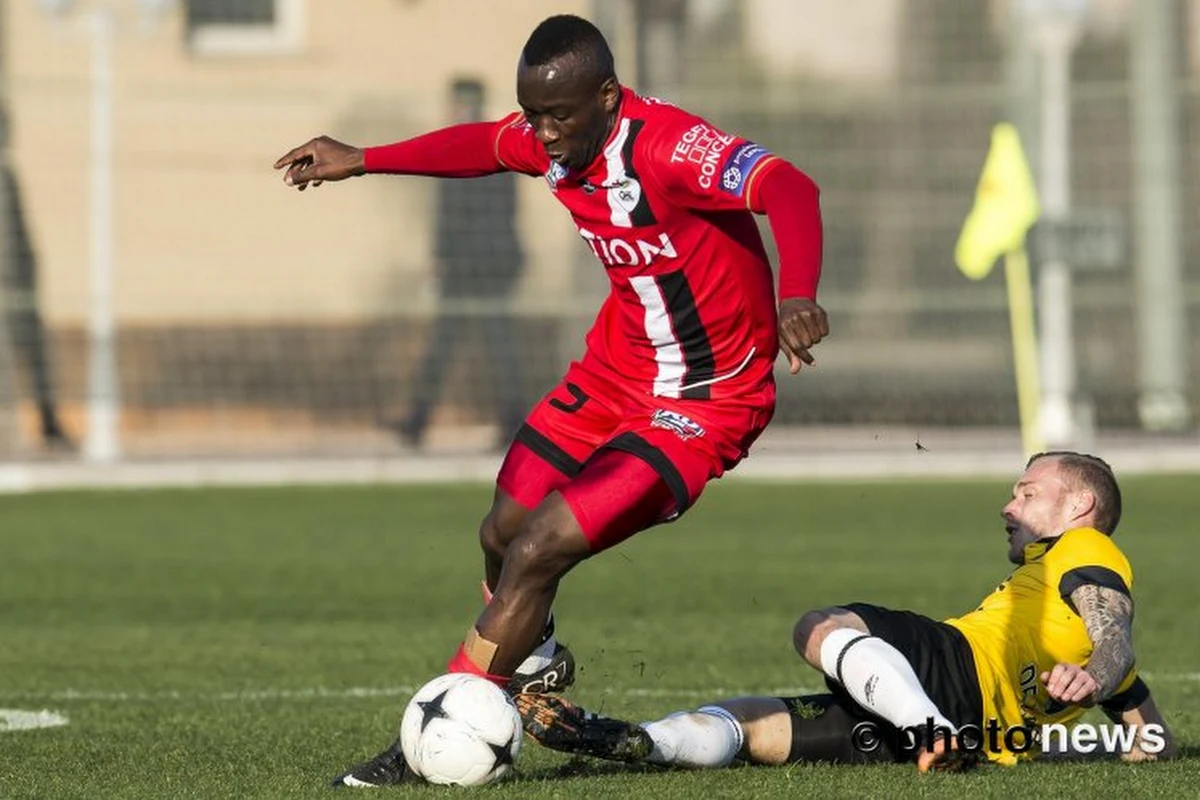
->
[1,476,1196,798]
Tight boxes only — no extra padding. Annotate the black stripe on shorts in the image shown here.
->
[600,431,690,517]
[515,424,582,478]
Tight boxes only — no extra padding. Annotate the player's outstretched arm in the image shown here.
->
[1042,680,1177,762]
[273,135,364,191]
[275,122,510,192]
[1105,688,1178,762]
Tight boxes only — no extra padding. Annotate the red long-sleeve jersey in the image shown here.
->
[367,87,823,401]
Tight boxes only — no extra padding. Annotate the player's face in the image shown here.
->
[1000,458,1077,564]
[516,58,618,172]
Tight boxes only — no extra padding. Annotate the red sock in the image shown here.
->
[447,644,510,688]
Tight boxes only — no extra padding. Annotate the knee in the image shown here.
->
[504,514,588,584]
[793,607,847,666]
[478,511,508,562]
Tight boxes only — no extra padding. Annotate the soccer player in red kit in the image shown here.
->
[274,14,827,786]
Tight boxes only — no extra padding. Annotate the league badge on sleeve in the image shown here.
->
[719,142,771,197]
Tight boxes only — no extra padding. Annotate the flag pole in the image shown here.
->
[1004,248,1044,457]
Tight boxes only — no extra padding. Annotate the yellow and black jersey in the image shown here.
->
[944,527,1139,764]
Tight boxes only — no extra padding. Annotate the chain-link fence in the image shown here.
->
[0,0,1195,461]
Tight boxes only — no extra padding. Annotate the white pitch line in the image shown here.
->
[1,673,1196,705]
[0,685,818,704]
[0,709,70,732]
[1138,672,1200,683]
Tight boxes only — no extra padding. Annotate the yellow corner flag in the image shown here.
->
[954,123,1040,280]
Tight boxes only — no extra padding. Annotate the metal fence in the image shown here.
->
[0,0,1195,462]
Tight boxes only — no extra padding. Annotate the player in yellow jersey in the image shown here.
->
[516,451,1177,770]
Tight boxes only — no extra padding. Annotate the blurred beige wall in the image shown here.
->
[6,0,587,324]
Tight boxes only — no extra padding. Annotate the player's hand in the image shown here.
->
[1041,663,1101,707]
[778,297,829,374]
[273,135,365,191]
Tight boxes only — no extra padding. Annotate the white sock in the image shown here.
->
[819,627,956,732]
[515,634,556,674]
[640,706,744,768]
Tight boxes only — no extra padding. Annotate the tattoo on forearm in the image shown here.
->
[1072,584,1135,700]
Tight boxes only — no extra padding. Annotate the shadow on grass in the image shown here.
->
[516,756,665,782]
[1172,744,1200,760]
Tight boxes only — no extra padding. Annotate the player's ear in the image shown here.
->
[1071,488,1097,524]
[600,77,620,112]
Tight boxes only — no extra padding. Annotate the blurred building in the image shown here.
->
[0,0,1196,458]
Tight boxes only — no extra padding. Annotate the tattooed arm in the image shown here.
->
[1041,584,1135,707]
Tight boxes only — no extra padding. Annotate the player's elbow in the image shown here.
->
[758,161,820,207]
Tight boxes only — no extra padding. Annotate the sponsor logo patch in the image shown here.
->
[651,409,706,440]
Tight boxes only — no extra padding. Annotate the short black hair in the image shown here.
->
[1027,451,1123,535]
[522,14,615,86]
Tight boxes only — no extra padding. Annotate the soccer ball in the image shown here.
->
[399,673,523,786]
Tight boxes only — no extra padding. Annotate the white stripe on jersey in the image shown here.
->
[629,275,685,398]
[604,118,633,228]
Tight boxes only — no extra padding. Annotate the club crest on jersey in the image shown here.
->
[651,409,706,440]
[610,177,643,216]
[545,161,568,190]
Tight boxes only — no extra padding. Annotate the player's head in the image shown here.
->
[1001,451,1122,563]
[516,14,620,172]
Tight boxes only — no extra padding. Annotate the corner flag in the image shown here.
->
[955,123,1045,456]
[954,124,1040,280]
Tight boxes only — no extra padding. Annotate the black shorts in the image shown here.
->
[778,602,984,764]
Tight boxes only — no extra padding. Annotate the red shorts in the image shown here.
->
[496,358,775,552]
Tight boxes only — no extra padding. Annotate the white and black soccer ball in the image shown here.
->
[399,673,523,786]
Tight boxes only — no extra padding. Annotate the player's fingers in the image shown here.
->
[283,162,304,186]
[1070,684,1093,704]
[781,318,815,353]
[273,144,312,171]
[1060,672,1086,701]
[1058,668,1095,703]
[286,160,318,188]
[785,340,815,373]
[1045,664,1070,695]
[815,307,830,338]
[796,311,830,349]
[781,342,802,374]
